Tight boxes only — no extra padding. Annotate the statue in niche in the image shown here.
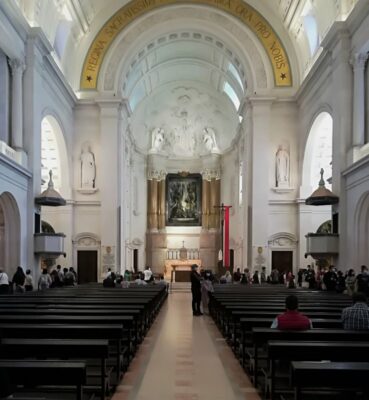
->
[276,145,290,187]
[80,143,96,189]
[203,127,220,153]
[149,127,165,153]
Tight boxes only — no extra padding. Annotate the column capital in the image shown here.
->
[8,58,26,74]
[147,168,166,181]
[350,52,369,70]
[201,168,221,181]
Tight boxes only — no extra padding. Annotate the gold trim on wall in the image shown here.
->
[80,0,292,90]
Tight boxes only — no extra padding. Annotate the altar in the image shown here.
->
[164,259,202,282]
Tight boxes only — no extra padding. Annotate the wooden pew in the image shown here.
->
[291,361,369,400]
[0,338,109,400]
[0,323,124,381]
[250,328,369,387]
[0,360,86,400]
[267,341,369,400]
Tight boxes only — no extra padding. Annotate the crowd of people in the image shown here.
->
[216,264,369,296]
[0,265,78,294]
[102,266,168,289]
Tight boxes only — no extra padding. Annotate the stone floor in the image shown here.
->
[112,292,261,400]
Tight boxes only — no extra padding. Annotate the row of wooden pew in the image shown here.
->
[209,285,369,400]
[0,283,167,400]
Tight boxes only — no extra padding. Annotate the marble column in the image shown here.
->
[249,97,274,270]
[98,98,123,275]
[9,58,25,151]
[147,179,158,231]
[351,53,368,147]
[202,179,210,229]
[158,179,166,230]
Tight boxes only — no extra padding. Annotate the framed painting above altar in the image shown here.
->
[166,173,202,226]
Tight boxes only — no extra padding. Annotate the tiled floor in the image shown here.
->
[112,292,261,400]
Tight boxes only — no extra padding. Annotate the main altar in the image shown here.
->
[164,258,202,282]
[164,244,201,282]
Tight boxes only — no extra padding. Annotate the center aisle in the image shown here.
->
[112,292,261,400]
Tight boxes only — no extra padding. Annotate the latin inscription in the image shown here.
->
[81,0,291,89]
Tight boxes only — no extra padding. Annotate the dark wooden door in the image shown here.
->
[77,250,98,284]
[272,251,293,275]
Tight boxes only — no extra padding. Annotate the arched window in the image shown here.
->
[41,117,62,191]
[302,1,319,55]
[303,111,333,190]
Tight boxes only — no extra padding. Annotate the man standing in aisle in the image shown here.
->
[191,264,202,316]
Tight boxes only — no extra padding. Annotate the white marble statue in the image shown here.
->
[203,127,220,153]
[276,145,290,187]
[80,143,96,189]
[150,127,165,152]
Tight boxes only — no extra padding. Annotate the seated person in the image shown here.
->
[135,273,147,286]
[271,295,312,330]
[341,292,369,330]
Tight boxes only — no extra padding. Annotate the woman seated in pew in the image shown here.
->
[271,295,312,330]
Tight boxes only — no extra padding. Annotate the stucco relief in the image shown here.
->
[268,233,297,248]
[103,7,267,91]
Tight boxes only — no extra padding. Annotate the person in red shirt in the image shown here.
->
[271,295,312,330]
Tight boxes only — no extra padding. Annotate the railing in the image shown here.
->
[0,140,17,162]
[166,248,200,260]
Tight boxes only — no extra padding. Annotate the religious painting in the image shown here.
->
[166,173,202,226]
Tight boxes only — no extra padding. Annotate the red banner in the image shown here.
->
[224,206,231,268]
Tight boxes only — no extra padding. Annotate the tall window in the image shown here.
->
[41,117,61,191]
[303,112,333,190]
[239,161,243,206]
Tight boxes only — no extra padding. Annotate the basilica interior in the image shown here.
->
[1,0,369,283]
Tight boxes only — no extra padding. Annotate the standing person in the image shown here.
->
[341,292,369,331]
[0,269,9,294]
[233,267,241,283]
[346,269,356,296]
[201,272,214,314]
[305,265,316,289]
[335,270,346,293]
[323,265,337,291]
[355,265,369,296]
[38,268,52,291]
[252,270,260,284]
[271,268,279,284]
[260,267,267,284]
[12,266,25,293]
[143,266,153,283]
[69,267,78,284]
[297,268,303,287]
[191,264,202,316]
[24,269,34,291]
[271,295,312,330]
[56,265,64,283]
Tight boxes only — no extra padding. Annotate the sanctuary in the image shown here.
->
[1,0,369,283]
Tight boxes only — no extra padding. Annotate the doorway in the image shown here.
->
[272,251,293,275]
[77,250,98,284]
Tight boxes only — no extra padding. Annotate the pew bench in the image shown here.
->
[291,361,369,400]
[0,360,86,400]
[0,338,109,400]
[267,341,369,400]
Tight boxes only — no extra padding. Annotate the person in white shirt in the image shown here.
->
[143,266,153,283]
[0,269,9,294]
[24,269,34,291]
[135,273,147,286]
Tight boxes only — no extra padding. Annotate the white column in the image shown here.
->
[240,102,252,268]
[9,58,25,151]
[249,97,274,271]
[98,98,122,276]
[351,53,368,147]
